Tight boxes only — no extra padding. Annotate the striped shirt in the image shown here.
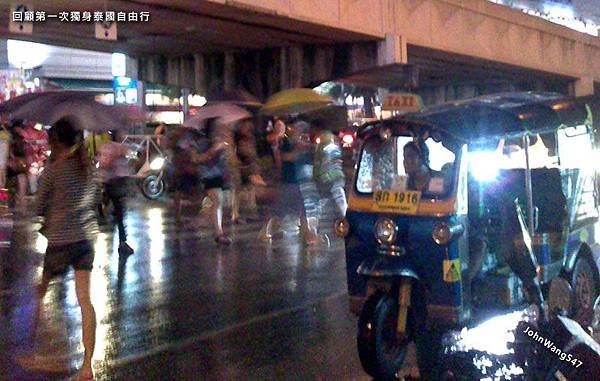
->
[35,155,99,246]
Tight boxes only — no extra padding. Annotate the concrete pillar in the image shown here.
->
[377,34,407,67]
[181,88,190,122]
[224,52,235,91]
[279,48,289,90]
[167,57,179,86]
[572,77,594,97]
[193,54,206,94]
[290,46,303,87]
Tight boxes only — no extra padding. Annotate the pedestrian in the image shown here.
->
[7,121,29,204]
[267,116,286,175]
[168,127,202,222]
[292,121,320,245]
[259,120,316,244]
[313,127,347,217]
[22,122,49,194]
[31,118,98,381]
[0,123,10,188]
[195,118,231,244]
[97,132,134,256]
[231,118,265,222]
[154,123,167,147]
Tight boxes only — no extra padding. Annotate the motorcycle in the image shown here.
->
[121,135,169,200]
[138,155,169,200]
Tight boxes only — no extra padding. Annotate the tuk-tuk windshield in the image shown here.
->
[356,135,456,198]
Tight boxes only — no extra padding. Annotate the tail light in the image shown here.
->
[341,133,354,147]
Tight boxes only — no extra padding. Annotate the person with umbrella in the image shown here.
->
[259,120,317,244]
[167,127,203,222]
[231,118,265,222]
[313,125,347,217]
[0,122,11,189]
[181,103,252,243]
[194,118,231,244]
[30,118,98,381]
[97,131,134,256]
[7,120,29,205]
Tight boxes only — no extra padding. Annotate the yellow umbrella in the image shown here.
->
[261,88,334,116]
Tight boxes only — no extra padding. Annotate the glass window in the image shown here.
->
[498,133,558,169]
[557,125,592,168]
[356,136,456,198]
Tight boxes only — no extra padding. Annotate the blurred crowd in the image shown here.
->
[1,94,349,380]
[0,120,49,204]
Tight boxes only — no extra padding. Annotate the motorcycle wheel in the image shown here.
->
[141,175,165,200]
[571,255,599,326]
[357,292,411,380]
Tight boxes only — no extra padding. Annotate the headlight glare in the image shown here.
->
[375,218,397,244]
[150,157,165,170]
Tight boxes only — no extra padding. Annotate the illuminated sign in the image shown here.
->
[113,76,137,105]
[111,53,126,76]
[381,93,424,112]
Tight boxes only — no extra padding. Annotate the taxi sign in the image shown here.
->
[381,93,423,112]
[372,190,421,214]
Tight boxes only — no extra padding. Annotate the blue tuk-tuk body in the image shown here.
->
[339,92,600,379]
[346,212,468,321]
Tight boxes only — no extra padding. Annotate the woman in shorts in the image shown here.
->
[32,118,99,381]
[195,118,230,244]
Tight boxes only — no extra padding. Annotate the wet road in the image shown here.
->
[1,191,374,381]
[1,188,598,380]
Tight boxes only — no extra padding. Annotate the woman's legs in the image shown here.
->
[299,180,320,244]
[330,179,347,217]
[74,270,96,379]
[230,187,241,223]
[207,188,229,243]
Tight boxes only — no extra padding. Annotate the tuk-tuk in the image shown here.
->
[335,92,600,379]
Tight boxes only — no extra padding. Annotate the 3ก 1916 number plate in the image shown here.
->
[372,190,421,214]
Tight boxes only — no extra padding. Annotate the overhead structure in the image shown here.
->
[0,0,598,101]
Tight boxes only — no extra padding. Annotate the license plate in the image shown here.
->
[372,190,421,214]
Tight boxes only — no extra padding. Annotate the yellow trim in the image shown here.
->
[348,192,457,216]
[348,145,467,217]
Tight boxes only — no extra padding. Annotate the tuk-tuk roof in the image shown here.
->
[360,92,593,142]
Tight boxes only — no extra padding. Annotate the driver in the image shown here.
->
[403,140,436,192]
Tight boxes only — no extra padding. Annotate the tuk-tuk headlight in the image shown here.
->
[432,222,464,245]
[334,218,350,237]
[375,218,397,244]
[150,157,165,170]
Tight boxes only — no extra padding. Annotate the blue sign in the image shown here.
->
[113,76,137,105]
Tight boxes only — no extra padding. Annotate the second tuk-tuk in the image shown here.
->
[335,92,600,379]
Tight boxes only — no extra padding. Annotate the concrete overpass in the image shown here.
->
[1,0,599,101]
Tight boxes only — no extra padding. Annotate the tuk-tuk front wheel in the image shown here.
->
[357,292,411,380]
[141,175,165,200]
[571,255,599,326]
